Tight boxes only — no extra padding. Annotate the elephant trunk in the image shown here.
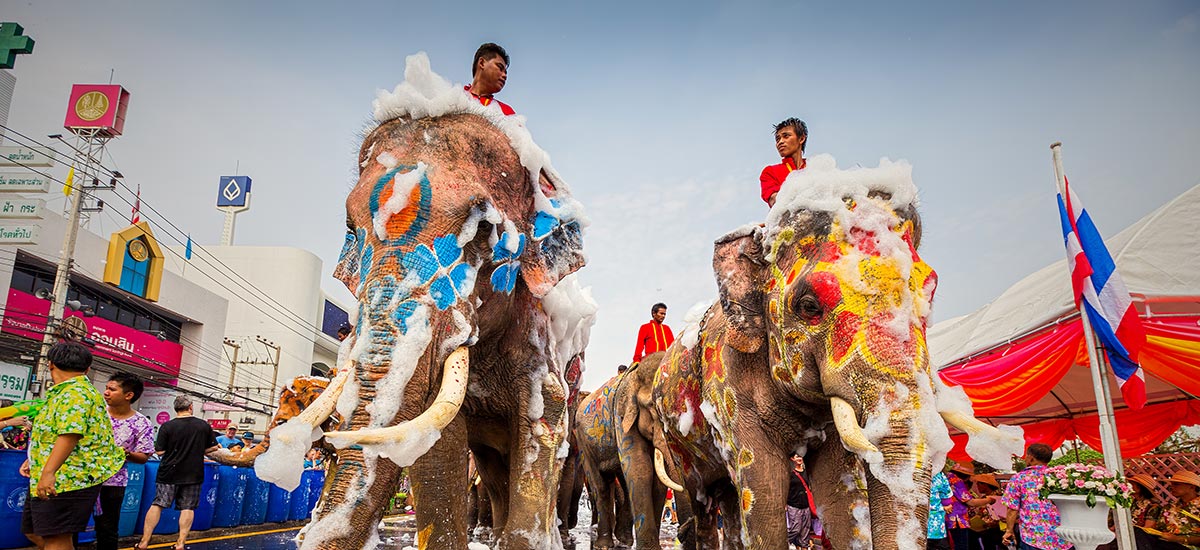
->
[862,402,934,550]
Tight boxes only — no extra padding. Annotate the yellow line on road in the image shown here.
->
[120,526,302,549]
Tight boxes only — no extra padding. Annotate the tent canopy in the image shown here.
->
[930,185,1200,458]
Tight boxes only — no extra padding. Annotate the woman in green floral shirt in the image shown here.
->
[19,342,124,550]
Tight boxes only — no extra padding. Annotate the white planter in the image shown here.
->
[1049,494,1115,550]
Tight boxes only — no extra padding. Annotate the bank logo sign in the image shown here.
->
[217,176,251,207]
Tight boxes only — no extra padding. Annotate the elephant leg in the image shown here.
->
[617,431,665,550]
[673,492,697,550]
[472,445,507,535]
[733,446,789,550]
[497,423,566,549]
[687,487,721,550]
[614,478,634,547]
[580,453,615,549]
[715,480,744,550]
[410,412,469,549]
[557,452,579,544]
[806,441,870,550]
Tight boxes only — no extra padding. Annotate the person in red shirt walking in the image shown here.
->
[464,43,516,116]
[760,117,808,207]
[632,303,674,364]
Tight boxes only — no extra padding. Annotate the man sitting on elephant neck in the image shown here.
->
[465,42,515,116]
[760,117,808,207]
[632,302,674,364]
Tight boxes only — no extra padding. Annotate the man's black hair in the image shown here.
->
[651,303,667,315]
[48,341,92,373]
[617,364,628,373]
[1027,443,1053,464]
[108,372,145,403]
[472,43,510,76]
[774,117,809,152]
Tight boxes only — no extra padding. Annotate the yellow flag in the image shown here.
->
[63,166,74,196]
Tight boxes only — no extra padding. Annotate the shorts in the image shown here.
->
[22,484,102,537]
[151,482,202,510]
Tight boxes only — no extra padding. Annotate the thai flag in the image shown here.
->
[1057,177,1147,409]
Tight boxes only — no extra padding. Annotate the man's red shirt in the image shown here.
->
[759,156,806,204]
[632,321,675,363]
[465,85,515,116]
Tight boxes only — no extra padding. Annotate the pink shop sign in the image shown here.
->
[2,289,183,376]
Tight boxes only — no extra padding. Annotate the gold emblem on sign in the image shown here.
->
[128,239,150,262]
[74,91,110,121]
[59,316,89,341]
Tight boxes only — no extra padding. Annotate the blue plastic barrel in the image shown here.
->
[190,462,219,531]
[138,460,180,535]
[119,462,146,537]
[0,450,31,550]
[212,465,248,528]
[307,469,325,514]
[77,516,96,543]
[265,484,291,522]
[288,471,314,521]
[241,469,270,525]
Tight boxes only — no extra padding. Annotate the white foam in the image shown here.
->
[678,300,713,350]
[255,418,320,491]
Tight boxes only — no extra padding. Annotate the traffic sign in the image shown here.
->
[0,172,51,192]
[0,146,55,168]
[0,198,43,218]
[217,176,252,207]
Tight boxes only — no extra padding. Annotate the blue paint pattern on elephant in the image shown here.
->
[402,234,472,310]
[490,232,526,294]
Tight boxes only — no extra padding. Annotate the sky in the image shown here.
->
[3,1,1198,393]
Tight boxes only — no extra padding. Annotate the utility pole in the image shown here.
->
[255,336,282,404]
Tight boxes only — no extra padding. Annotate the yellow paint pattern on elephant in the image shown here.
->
[741,488,755,513]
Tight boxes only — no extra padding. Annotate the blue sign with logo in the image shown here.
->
[217,176,252,207]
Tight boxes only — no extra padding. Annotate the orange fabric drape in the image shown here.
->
[938,323,1083,416]
[1141,318,1200,397]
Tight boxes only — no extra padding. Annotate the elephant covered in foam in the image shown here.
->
[253,53,598,550]
[652,155,1023,550]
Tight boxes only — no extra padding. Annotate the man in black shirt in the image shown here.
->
[135,396,217,550]
[786,453,822,549]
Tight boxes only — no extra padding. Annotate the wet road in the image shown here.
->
[119,497,683,550]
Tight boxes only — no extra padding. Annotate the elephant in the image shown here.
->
[557,384,589,547]
[575,375,636,549]
[649,157,1022,549]
[251,53,596,550]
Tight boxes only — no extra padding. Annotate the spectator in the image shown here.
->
[336,324,352,341]
[96,372,154,550]
[135,396,218,550]
[760,117,808,207]
[968,473,1004,550]
[786,453,822,548]
[631,303,673,364]
[0,399,31,450]
[617,364,628,375]
[946,462,992,550]
[1001,443,1070,550]
[241,431,257,449]
[20,342,124,550]
[1137,471,1200,549]
[215,426,240,449]
[304,448,324,470]
[1129,473,1163,529]
[928,470,952,550]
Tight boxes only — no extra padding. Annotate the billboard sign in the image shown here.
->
[0,223,37,244]
[0,172,51,192]
[0,198,44,219]
[63,84,130,137]
[0,146,55,167]
[0,361,31,401]
[217,176,251,208]
[208,418,232,430]
[1,288,183,376]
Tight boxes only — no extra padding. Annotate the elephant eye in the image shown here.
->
[792,293,824,322]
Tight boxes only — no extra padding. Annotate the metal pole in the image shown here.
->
[33,131,96,395]
[225,339,241,394]
[1051,142,1135,550]
[221,207,236,246]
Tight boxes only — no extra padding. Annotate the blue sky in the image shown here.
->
[4,1,1198,391]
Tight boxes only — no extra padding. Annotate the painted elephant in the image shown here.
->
[575,374,636,549]
[254,54,596,550]
[652,158,1021,549]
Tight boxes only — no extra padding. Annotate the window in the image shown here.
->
[96,301,118,322]
[117,307,135,327]
[9,269,33,294]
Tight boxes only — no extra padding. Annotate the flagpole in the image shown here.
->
[1051,142,1135,550]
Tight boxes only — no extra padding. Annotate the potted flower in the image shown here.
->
[1038,463,1134,550]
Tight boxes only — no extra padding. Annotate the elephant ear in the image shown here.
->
[517,169,586,298]
[713,226,767,353]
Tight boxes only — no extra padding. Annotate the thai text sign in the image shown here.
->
[0,224,37,244]
[1,289,183,376]
[0,198,43,218]
[64,84,130,137]
[208,418,232,430]
[0,361,31,401]
[0,146,55,167]
[0,172,51,192]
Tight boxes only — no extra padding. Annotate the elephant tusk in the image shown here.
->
[324,347,469,446]
[830,397,881,456]
[940,410,997,436]
[654,449,684,492]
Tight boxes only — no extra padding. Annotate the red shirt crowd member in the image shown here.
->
[760,117,808,206]
[632,303,674,363]
[466,42,515,116]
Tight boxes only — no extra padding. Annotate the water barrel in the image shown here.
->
[119,462,146,537]
[77,516,96,543]
[0,450,31,549]
[288,470,314,521]
[190,462,219,531]
[241,469,270,525]
[307,469,325,515]
[265,483,291,523]
[138,460,180,535]
[212,465,248,528]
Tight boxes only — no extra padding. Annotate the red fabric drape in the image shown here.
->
[948,401,1200,462]
[938,323,1083,416]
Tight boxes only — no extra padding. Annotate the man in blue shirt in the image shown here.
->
[215,427,239,449]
